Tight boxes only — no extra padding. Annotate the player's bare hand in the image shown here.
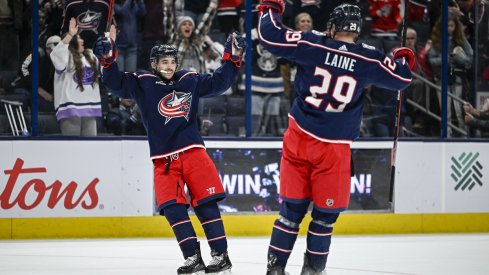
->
[68,18,78,36]
[109,24,117,42]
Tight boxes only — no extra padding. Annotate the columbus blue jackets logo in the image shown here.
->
[76,10,102,34]
[158,91,192,124]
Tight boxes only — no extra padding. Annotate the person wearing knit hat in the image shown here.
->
[46,35,62,51]
[176,16,195,38]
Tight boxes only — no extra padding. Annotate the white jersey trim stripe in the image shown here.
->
[308,230,332,236]
[258,10,297,48]
[178,236,197,244]
[297,40,411,82]
[208,235,226,242]
[289,115,353,144]
[269,245,292,253]
[151,144,206,159]
[179,72,198,80]
[171,220,191,228]
[274,225,299,235]
[137,73,158,79]
[202,218,222,225]
[306,248,329,255]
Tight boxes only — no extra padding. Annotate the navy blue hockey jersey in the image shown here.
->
[258,9,412,143]
[102,62,238,159]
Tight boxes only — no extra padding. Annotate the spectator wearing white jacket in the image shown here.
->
[50,18,101,136]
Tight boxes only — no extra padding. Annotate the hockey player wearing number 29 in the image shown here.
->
[258,1,415,275]
[93,25,246,275]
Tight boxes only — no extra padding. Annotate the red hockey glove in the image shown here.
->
[393,47,415,70]
[223,32,246,68]
[258,0,285,15]
[93,36,118,68]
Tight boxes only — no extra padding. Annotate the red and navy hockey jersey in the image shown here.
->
[258,8,412,144]
[102,61,238,159]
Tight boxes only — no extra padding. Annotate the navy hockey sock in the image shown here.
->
[305,209,339,271]
[194,201,227,254]
[163,203,198,258]
[268,201,309,267]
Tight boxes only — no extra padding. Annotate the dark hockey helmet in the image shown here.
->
[150,44,178,66]
[327,4,362,34]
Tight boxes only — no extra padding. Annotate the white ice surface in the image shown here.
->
[0,234,488,275]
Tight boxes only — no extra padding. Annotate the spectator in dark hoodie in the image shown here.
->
[114,0,145,72]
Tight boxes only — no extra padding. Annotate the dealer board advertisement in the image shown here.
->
[211,148,392,213]
[0,140,154,218]
[0,140,392,218]
[444,143,489,213]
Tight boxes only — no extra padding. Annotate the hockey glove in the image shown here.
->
[93,36,118,68]
[393,47,415,70]
[258,0,285,15]
[223,32,246,68]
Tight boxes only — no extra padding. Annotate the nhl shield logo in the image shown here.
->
[326,199,334,207]
[158,91,192,124]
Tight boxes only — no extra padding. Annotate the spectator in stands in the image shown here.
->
[12,35,61,113]
[61,0,112,49]
[447,0,486,44]
[164,4,217,73]
[404,27,433,133]
[138,0,175,70]
[114,0,146,72]
[18,0,32,61]
[217,0,242,36]
[403,0,431,44]
[106,97,145,135]
[291,0,331,31]
[368,0,402,40]
[464,100,489,132]
[368,0,402,53]
[0,0,25,71]
[239,28,284,136]
[50,18,102,136]
[183,0,217,24]
[43,0,64,39]
[202,35,225,75]
[428,13,473,136]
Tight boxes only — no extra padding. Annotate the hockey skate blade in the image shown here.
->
[205,269,232,275]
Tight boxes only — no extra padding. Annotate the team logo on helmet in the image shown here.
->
[158,91,192,124]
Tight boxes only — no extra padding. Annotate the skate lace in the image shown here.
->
[182,254,198,267]
[208,254,224,266]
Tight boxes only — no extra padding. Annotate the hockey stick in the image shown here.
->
[105,0,116,56]
[389,0,410,205]
[106,0,115,33]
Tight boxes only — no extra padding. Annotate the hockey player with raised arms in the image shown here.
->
[258,1,414,275]
[93,25,246,275]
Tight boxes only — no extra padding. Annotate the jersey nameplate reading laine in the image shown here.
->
[324,52,356,72]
